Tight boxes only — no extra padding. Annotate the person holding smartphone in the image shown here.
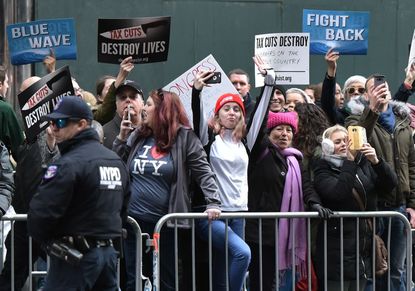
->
[346,75,415,291]
[313,124,397,291]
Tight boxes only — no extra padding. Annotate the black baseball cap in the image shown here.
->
[44,95,93,120]
[115,80,143,96]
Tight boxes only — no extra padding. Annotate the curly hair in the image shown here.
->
[138,89,190,153]
[293,103,330,158]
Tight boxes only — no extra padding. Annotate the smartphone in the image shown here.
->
[205,72,222,84]
[374,75,385,88]
[348,126,367,150]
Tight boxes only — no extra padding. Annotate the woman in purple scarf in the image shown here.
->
[246,110,327,290]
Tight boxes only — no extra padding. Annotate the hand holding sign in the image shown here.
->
[325,48,339,77]
[404,62,415,86]
[252,55,268,76]
[43,48,56,74]
[115,57,135,88]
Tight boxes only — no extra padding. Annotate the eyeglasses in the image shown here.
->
[50,118,79,129]
[347,87,365,95]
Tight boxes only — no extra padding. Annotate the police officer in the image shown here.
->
[28,96,130,290]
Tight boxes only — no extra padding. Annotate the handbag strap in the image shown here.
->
[352,188,374,231]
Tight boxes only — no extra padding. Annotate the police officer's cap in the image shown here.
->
[44,96,93,121]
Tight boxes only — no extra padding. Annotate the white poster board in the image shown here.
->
[408,29,415,69]
[163,54,238,125]
[254,33,310,87]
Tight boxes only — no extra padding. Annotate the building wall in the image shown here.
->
[30,0,415,99]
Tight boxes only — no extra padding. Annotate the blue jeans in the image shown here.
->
[43,246,118,291]
[376,205,408,291]
[124,219,175,291]
[196,218,251,291]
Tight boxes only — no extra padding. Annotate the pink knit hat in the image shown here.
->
[267,111,298,134]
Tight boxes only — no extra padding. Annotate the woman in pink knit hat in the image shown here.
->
[245,108,328,291]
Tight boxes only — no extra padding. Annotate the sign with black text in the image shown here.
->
[98,17,171,64]
[254,33,310,86]
[18,66,74,142]
[7,18,77,65]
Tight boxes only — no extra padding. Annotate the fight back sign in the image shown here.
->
[302,9,370,55]
[98,17,171,64]
[18,66,74,142]
[7,18,77,65]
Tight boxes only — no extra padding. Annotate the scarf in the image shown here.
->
[277,146,307,279]
[321,153,346,168]
[378,104,395,134]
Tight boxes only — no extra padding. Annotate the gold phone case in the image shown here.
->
[348,126,367,150]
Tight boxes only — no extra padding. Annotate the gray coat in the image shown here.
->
[113,126,221,227]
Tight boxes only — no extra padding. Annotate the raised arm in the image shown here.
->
[320,48,340,125]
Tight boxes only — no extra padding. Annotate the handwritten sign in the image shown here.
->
[7,18,77,65]
[254,33,310,87]
[303,9,370,55]
[18,66,74,142]
[98,16,171,64]
[408,29,415,69]
[163,55,238,125]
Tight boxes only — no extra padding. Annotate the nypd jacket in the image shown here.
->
[0,142,14,216]
[28,128,130,244]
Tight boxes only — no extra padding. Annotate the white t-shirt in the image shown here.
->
[210,130,248,211]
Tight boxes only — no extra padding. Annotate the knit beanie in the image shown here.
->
[214,93,245,116]
[343,75,367,94]
[267,111,298,134]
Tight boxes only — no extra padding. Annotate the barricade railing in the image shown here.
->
[153,211,412,291]
[0,214,146,291]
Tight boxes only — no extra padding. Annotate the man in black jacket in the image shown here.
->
[28,96,130,290]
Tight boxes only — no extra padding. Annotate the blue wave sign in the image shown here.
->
[302,9,370,55]
[7,18,77,65]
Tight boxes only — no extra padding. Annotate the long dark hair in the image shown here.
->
[293,103,330,158]
[138,89,190,152]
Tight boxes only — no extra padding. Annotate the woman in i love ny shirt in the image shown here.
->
[113,89,221,291]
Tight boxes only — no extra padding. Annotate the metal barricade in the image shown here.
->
[152,211,413,291]
[0,214,146,291]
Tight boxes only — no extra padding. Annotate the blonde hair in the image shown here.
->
[323,124,348,140]
[208,113,246,142]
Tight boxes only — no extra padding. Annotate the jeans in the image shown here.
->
[196,218,251,291]
[44,246,118,291]
[124,218,175,291]
[376,205,408,291]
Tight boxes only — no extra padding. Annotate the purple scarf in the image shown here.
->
[277,146,307,278]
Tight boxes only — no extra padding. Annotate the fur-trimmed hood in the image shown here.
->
[345,96,411,122]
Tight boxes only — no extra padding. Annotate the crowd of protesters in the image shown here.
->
[0,45,414,291]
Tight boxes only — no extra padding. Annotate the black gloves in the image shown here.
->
[310,203,333,220]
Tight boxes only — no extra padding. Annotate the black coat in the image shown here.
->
[28,128,131,244]
[313,155,397,280]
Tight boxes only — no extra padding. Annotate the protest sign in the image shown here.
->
[98,16,171,64]
[18,66,74,142]
[7,18,77,65]
[163,54,238,125]
[408,29,415,69]
[254,33,309,87]
[302,9,370,55]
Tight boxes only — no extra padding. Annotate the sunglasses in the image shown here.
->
[347,87,366,95]
[50,118,80,129]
